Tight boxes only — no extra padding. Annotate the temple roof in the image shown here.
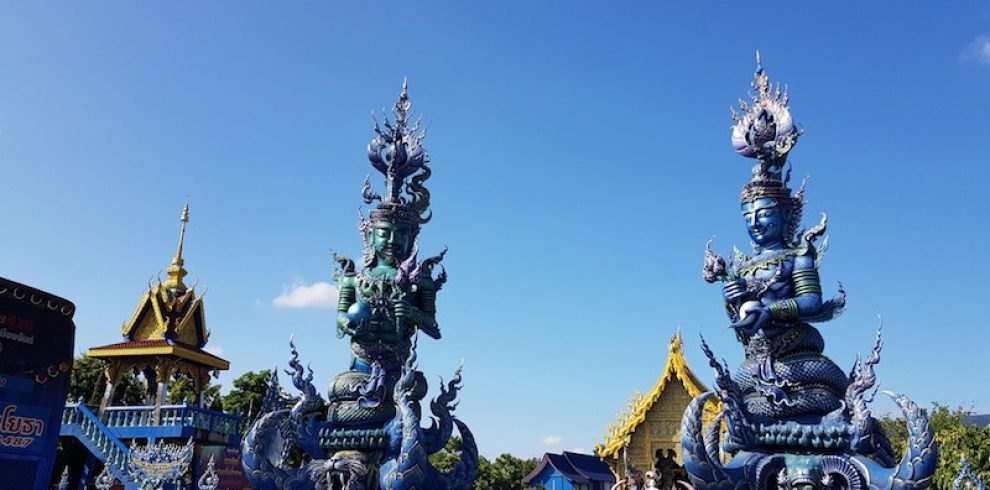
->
[561,451,618,482]
[119,281,209,347]
[523,452,615,485]
[86,203,228,371]
[595,330,713,459]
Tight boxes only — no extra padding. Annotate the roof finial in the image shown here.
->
[164,201,190,290]
[670,328,684,353]
[173,201,190,267]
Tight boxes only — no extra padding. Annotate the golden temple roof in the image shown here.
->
[116,281,209,347]
[595,330,715,459]
[86,203,227,370]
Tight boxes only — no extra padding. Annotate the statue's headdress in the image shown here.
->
[731,53,809,243]
[731,52,803,205]
[361,80,432,229]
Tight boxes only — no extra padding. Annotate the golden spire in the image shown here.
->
[669,326,683,353]
[164,202,190,290]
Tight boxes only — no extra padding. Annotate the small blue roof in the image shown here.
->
[523,452,615,486]
[562,451,616,483]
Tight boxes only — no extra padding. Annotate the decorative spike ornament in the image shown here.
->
[197,455,221,490]
[94,464,117,490]
[953,456,987,490]
[56,467,69,490]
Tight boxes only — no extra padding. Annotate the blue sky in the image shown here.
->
[2,3,989,458]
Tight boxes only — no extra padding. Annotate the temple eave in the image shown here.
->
[86,340,229,370]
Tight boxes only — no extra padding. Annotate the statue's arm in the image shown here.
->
[768,254,824,321]
[408,280,441,339]
[722,279,748,319]
[336,276,357,338]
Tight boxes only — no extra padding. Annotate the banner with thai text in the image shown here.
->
[0,277,76,490]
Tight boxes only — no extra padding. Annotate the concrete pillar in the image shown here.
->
[152,359,176,426]
[192,367,211,407]
[98,361,125,417]
[153,380,168,426]
[98,380,116,416]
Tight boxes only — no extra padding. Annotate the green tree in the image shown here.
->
[880,403,990,489]
[68,356,146,406]
[429,436,467,473]
[428,437,539,490]
[486,453,539,490]
[222,369,272,418]
[166,372,223,410]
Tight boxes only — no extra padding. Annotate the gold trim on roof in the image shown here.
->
[86,343,229,370]
[595,330,718,459]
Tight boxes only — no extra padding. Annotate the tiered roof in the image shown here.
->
[87,203,228,371]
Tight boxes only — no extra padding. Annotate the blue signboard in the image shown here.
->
[0,277,75,490]
[0,400,50,454]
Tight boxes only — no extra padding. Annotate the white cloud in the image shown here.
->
[542,435,564,447]
[569,447,590,454]
[204,346,224,356]
[272,281,339,309]
[961,34,990,65]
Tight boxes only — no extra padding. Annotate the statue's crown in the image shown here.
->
[731,52,802,204]
[362,79,432,227]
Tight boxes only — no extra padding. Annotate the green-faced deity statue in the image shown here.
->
[328,81,447,432]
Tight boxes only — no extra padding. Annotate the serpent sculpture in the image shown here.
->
[242,81,478,490]
[685,53,938,490]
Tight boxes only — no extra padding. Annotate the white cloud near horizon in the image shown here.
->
[542,435,564,446]
[204,346,224,356]
[961,34,990,65]
[272,281,339,309]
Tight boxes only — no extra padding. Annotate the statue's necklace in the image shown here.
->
[736,249,796,276]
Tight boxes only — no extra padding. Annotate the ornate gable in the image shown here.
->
[122,286,207,347]
[596,330,718,467]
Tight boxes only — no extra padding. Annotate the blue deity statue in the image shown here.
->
[701,56,846,424]
[683,54,938,490]
[242,82,477,490]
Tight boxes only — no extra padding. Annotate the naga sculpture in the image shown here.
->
[242,81,478,490]
[683,53,938,490]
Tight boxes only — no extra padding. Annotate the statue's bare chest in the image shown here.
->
[736,253,794,301]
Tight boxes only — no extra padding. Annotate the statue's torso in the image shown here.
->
[735,249,796,304]
[730,249,848,419]
[346,267,418,363]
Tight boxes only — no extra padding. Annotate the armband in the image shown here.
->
[417,289,437,314]
[769,299,799,321]
[792,269,822,296]
[337,287,356,312]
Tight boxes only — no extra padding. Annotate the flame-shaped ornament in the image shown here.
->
[731,51,800,172]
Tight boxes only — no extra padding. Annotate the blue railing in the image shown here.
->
[100,403,241,441]
[61,403,130,479]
